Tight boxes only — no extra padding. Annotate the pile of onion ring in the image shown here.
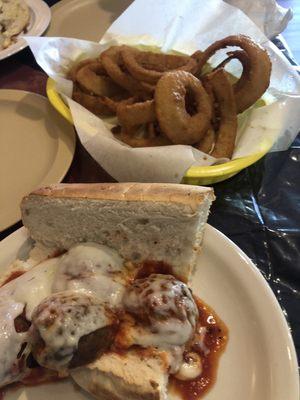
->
[68,35,271,159]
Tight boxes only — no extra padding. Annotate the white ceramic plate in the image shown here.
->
[0,224,298,400]
[0,90,76,232]
[0,0,51,61]
[46,0,132,42]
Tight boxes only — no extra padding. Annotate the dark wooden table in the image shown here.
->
[1,0,300,363]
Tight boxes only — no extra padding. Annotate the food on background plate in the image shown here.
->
[0,0,30,50]
[68,34,271,159]
[0,183,228,400]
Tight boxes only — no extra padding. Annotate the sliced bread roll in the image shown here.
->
[71,350,169,400]
[21,183,214,282]
[18,183,215,399]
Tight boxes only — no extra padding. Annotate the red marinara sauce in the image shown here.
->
[169,297,228,400]
[136,260,175,279]
[1,270,25,287]
[0,368,64,399]
[136,260,228,399]
[21,367,62,386]
[0,250,65,288]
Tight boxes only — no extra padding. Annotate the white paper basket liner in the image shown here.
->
[26,0,300,183]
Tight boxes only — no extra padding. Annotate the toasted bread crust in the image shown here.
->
[21,183,214,283]
[25,183,214,210]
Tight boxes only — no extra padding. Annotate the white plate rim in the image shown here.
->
[47,0,93,39]
[50,0,96,13]
[0,0,51,61]
[0,224,298,399]
[46,0,132,41]
[0,89,76,231]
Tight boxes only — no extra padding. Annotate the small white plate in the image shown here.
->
[46,0,133,42]
[0,225,298,400]
[0,90,76,232]
[0,0,51,61]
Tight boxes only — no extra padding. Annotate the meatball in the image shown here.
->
[123,274,198,346]
[30,291,117,371]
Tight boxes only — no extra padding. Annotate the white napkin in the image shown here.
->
[26,0,300,183]
[225,0,293,38]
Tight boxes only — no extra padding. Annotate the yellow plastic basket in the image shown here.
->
[47,78,271,185]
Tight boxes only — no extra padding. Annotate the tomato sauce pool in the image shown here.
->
[137,260,228,399]
[0,270,25,286]
[169,298,228,400]
[1,260,227,400]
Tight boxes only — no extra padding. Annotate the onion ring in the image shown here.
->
[72,85,135,117]
[68,58,95,81]
[155,71,212,145]
[194,35,271,113]
[201,77,219,130]
[116,100,156,130]
[195,126,215,154]
[121,47,197,84]
[103,95,136,113]
[114,124,172,147]
[191,50,204,65]
[203,69,237,159]
[213,49,249,73]
[100,46,155,95]
[72,87,115,117]
[76,61,123,97]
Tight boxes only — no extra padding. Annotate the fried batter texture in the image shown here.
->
[68,35,271,158]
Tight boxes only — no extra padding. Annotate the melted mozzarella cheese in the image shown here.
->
[52,243,126,308]
[32,291,114,371]
[1,242,204,386]
[197,327,210,356]
[0,242,125,385]
[0,241,59,288]
[125,320,194,348]
[0,299,27,387]
[174,352,202,380]
[163,345,184,374]
[0,258,59,387]
[2,258,59,319]
[124,274,198,347]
